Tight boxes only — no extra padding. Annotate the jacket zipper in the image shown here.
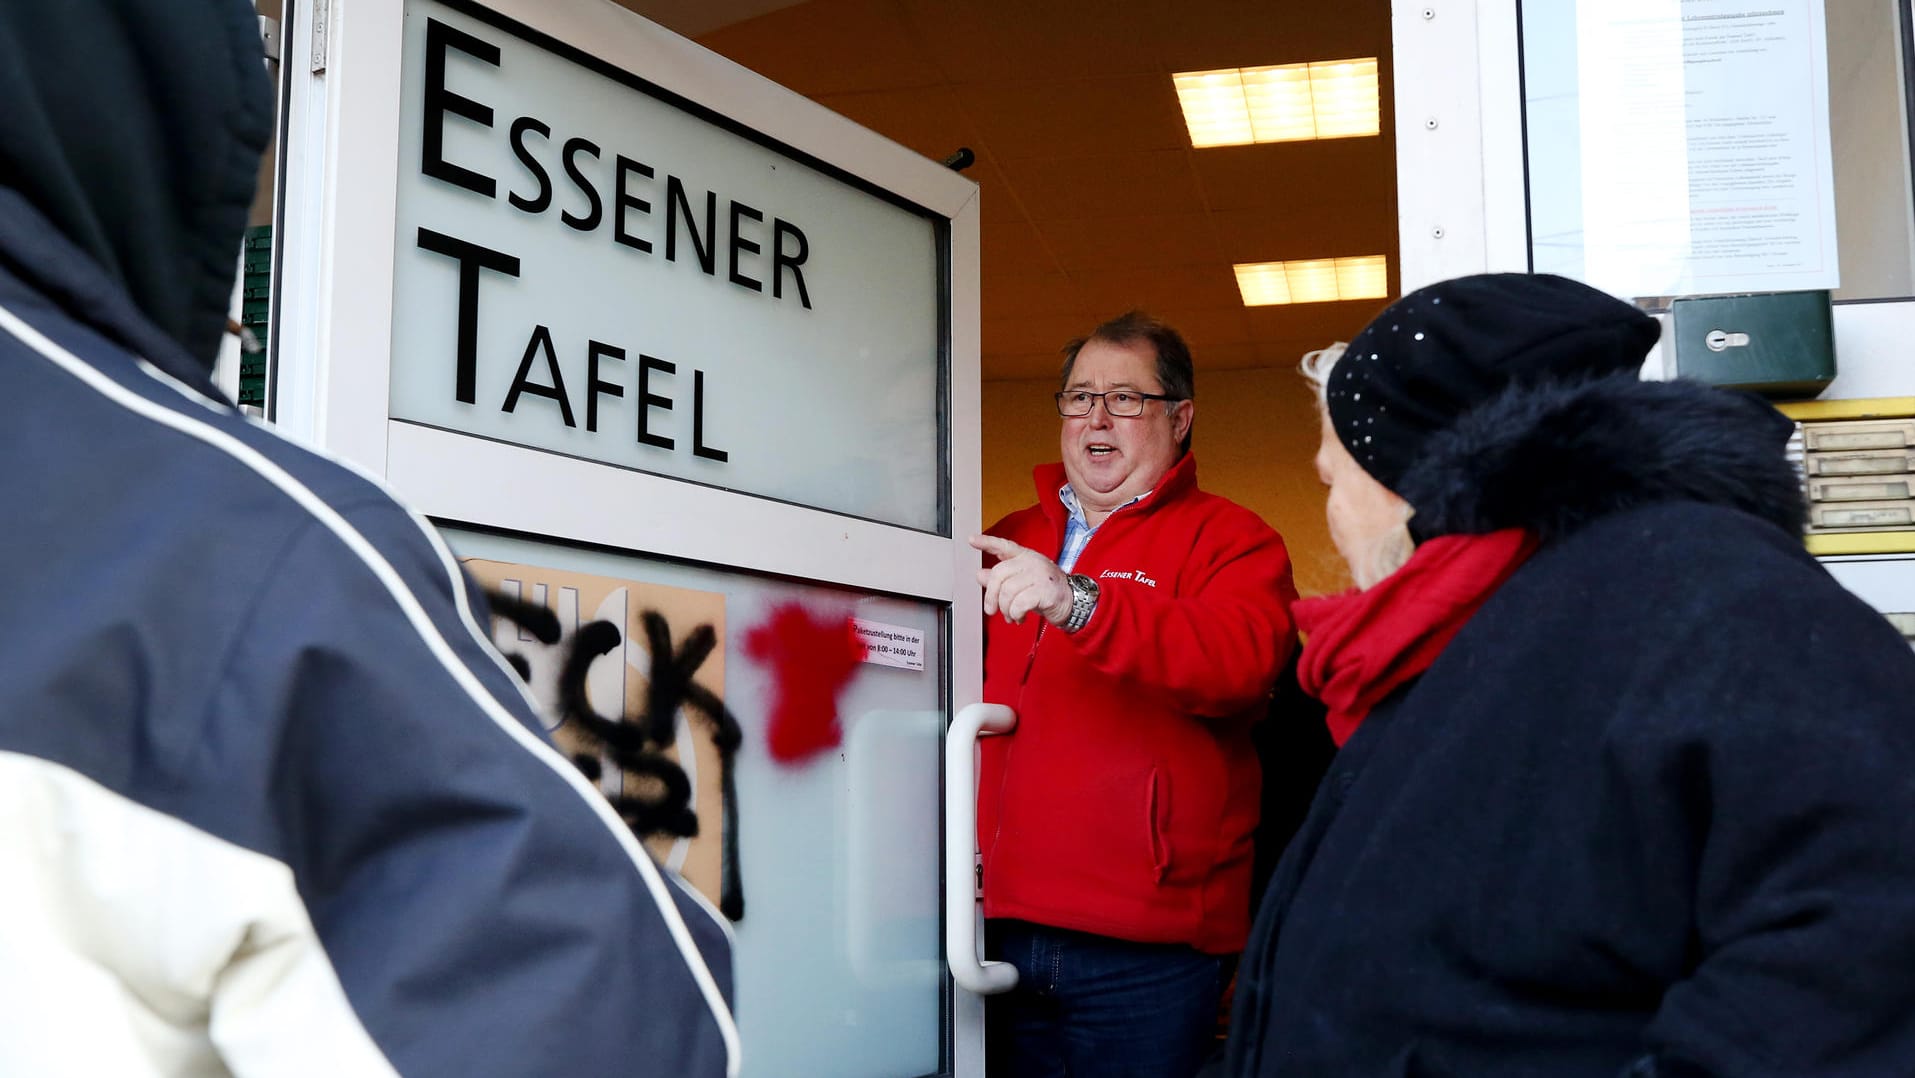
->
[991,499,1138,868]
[1019,623,1045,686]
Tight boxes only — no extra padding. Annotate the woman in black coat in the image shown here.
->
[1227,273,1915,1076]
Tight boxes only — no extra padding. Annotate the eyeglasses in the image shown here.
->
[1054,390,1183,418]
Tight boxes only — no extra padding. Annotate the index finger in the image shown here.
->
[969,534,1029,559]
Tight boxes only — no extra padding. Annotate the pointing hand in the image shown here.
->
[970,534,1075,627]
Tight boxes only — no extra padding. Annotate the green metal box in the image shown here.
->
[1669,290,1836,398]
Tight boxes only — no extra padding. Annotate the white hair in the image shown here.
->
[1298,341,1348,403]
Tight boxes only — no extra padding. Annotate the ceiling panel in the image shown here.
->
[1008,150,1208,221]
[956,75,1188,160]
[1149,0,1392,73]
[1209,208,1399,266]
[605,0,806,38]
[1042,213,1223,272]
[1190,342,1261,369]
[982,351,1068,382]
[1139,304,1253,349]
[1071,263,1239,315]
[983,270,1093,322]
[697,0,941,95]
[900,0,1165,84]
[981,313,1102,356]
[1188,140,1394,214]
[810,86,981,163]
[979,210,1061,277]
[626,0,1399,378]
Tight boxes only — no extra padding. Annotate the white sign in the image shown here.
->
[1527,0,1838,298]
[389,0,943,531]
[852,618,926,672]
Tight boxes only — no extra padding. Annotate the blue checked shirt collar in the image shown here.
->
[1055,483,1148,572]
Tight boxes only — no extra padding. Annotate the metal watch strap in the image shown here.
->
[1062,573,1099,633]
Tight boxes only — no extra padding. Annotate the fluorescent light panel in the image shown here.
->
[1234,256,1390,306]
[1174,58,1380,148]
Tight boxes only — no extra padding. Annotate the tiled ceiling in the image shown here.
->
[616,0,1399,382]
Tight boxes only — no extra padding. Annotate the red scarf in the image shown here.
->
[1296,528,1538,746]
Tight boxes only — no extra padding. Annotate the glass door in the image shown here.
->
[269,0,986,1072]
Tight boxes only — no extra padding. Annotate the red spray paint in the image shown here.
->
[743,603,866,764]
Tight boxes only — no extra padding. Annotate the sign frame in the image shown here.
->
[274,0,981,601]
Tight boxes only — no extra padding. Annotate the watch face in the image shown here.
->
[1065,575,1096,631]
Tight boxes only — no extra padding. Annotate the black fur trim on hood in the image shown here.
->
[1393,375,1806,543]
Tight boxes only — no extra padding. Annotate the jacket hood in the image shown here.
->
[0,0,273,368]
[1395,375,1806,542]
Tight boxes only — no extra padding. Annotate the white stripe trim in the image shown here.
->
[136,356,232,414]
[0,301,741,1076]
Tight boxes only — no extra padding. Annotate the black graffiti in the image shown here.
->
[487,591,745,921]
[484,585,562,665]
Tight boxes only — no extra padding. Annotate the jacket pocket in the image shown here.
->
[1147,766,1171,883]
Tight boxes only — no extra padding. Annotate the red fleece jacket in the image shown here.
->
[978,454,1297,953]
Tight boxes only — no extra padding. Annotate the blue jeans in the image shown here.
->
[986,919,1225,1078]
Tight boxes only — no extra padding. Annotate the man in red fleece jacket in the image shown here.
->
[971,311,1298,1078]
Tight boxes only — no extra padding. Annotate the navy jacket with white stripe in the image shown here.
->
[0,2,735,1074]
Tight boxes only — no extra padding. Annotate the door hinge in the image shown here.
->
[310,0,330,74]
[258,15,280,65]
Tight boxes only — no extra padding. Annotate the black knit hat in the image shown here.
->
[1327,273,1661,492]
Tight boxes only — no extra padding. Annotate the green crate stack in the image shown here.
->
[239,226,271,407]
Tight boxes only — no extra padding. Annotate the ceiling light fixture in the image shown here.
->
[1174,58,1380,148]
[1233,256,1390,306]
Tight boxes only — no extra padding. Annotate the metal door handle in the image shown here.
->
[945,702,1019,995]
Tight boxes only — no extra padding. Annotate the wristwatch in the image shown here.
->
[1062,573,1099,633]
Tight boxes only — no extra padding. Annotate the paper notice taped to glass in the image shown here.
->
[852,618,927,671]
[1526,0,1838,298]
